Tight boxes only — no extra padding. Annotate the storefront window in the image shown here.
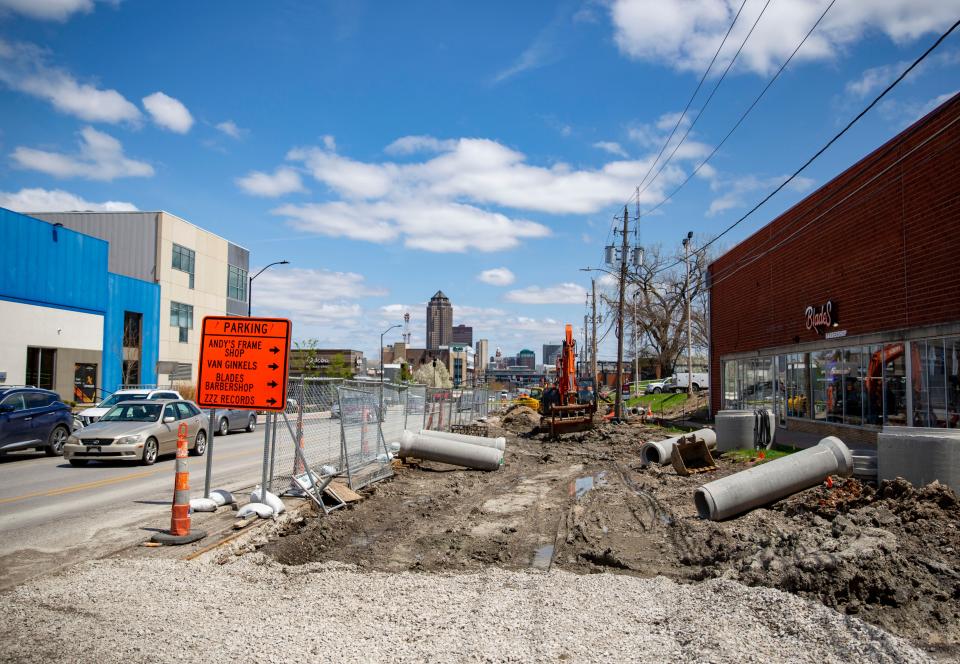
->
[723,361,738,409]
[786,353,809,418]
[915,339,946,427]
[948,337,960,428]
[882,343,908,426]
[811,349,834,422]
[841,347,865,426]
[863,344,883,425]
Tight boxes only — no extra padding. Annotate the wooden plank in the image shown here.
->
[325,482,362,503]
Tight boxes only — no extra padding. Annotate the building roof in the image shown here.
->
[431,290,449,301]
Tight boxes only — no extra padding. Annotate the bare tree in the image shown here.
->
[602,243,709,379]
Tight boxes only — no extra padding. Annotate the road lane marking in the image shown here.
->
[0,449,259,506]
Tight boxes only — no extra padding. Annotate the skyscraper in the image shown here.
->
[426,290,453,350]
[452,324,473,345]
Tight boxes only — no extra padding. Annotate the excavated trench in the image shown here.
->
[262,416,960,660]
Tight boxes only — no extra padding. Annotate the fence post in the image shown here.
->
[259,412,271,503]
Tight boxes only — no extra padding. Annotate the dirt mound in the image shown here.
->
[262,424,960,659]
[501,405,540,433]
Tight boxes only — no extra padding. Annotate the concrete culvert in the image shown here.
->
[694,436,853,521]
[640,428,716,467]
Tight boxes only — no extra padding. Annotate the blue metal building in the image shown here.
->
[0,207,160,401]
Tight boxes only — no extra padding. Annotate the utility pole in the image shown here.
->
[614,205,629,422]
[591,278,598,390]
[683,232,693,398]
[632,289,638,397]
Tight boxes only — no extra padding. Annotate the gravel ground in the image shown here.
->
[0,555,931,663]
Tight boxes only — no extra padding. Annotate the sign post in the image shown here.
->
[196,316,292,500]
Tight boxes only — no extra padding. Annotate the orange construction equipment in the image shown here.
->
[539,324,597,437]
[151,423,207,545]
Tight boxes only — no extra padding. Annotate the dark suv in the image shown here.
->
[0,387,73,456]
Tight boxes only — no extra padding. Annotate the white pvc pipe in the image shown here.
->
[397,431,503,471]
[694,436,853,521]
[416,428,507,452]
[640,428,717,467]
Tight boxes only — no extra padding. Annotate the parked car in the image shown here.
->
[75,388,182,426]
[645,377,677,394]
[0,387,73,456]
[63,399,208,466]
[210,408,257,436]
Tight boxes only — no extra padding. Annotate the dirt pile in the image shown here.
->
[500,404,541,433]
[262,420,960,659]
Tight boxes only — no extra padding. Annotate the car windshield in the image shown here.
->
[100,392,147,408]
[100,403,162,422]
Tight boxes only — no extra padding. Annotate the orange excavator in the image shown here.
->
[539,324,596,437]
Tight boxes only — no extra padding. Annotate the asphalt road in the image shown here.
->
[0,427,268,590]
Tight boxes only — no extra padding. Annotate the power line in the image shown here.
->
[641,0,838,217]
[649,16,960,278]
[707,110,960,290]
[637,0,774,201]
[634,0,750,195]
[697,16,960,255]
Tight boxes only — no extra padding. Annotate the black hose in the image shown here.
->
[754,408,772,450]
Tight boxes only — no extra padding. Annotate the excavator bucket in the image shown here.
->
[542,403,595,437]
[671,434,717,476]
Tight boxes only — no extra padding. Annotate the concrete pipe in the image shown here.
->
[878,427,960,493]
[397,431,503,471]
[640,428,717,467]
[694,436,853,521]
[416,429,507,452]
[714,410,755,452]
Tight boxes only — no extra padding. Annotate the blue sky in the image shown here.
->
[1,0,958,362]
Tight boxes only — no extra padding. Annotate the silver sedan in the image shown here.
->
[63,400,208,466]
[210,408,257,436]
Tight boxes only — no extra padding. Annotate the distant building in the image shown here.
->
[426,290,453,350]
[542,343,561,367]
[475,339,489,376]
[30,210,249,386]
[452,324,473,345]
[517,349,535,369]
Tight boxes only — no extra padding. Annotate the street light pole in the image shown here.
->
[247,260,290,317]
[380,323,401,423]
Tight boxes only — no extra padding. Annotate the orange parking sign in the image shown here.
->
[196,316,291,411]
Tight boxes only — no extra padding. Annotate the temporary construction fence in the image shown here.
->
[261,377,490,504]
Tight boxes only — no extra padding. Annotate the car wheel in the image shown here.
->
[45,425,69,456]
[246,415,256,432]
[69,459,89,467]
[141,437,159,466]
[692,384,700,392]
[218,417,229,436]
[190,430,207,457]
[653,387,662,394]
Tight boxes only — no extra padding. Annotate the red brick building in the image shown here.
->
[709,93,960,445]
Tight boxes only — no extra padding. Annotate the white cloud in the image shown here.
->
[274,198,549,252]
[0,0,95,21]
[477,267,516,286]
[237,167,305,197]
[492,8,567,84]
[708,173,816,216]
[249,267,387,325]
[879,90,960,127]
[258,127,706,253]
[385,135,457,156]
[142,91,194,133]
[11,126,154,181]
[0,187,137,212]
[593,141,628,157]
[215,120,246,139]
[845,50,960,99]
[0,39,141,124]
[505,282,587,304]
[608,0,960,76]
